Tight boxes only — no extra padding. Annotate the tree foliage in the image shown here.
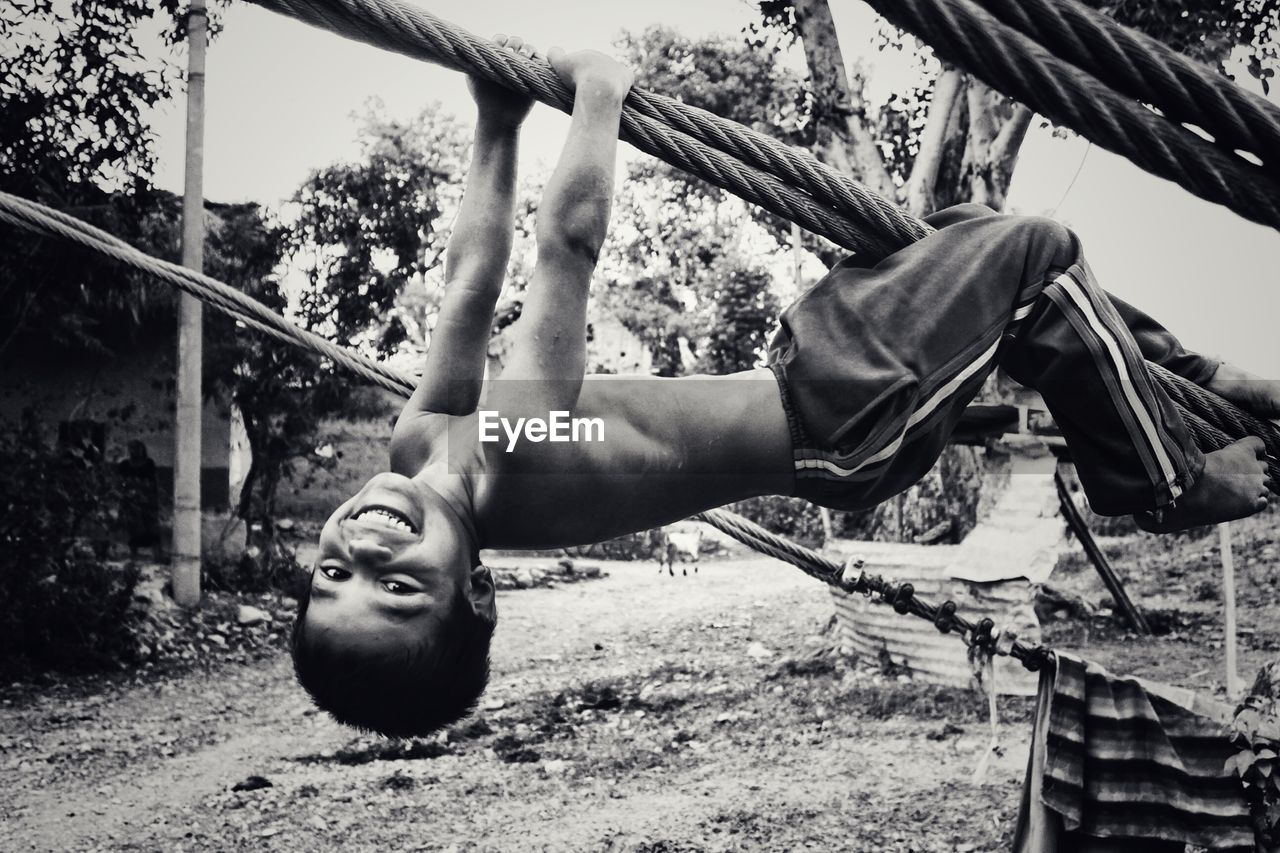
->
[288,104,470,356]
[600,161,781,376]
[594,28,790,377]
[1,0,180,196]
[0,0,228,356]
[0,411,138,675]
[752,0,1280,215]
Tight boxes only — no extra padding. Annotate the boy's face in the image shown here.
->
[306,472,483,653]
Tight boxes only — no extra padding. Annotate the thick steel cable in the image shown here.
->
[1153,364,1280,486]
[246,0,924,261]
[862,0,1280,233]
[0,190,416,399]
[968,0,1280,180]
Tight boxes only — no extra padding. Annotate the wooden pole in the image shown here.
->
[173,0,207,608]
[1054,468,1152,634]
[1221,522,1242,697]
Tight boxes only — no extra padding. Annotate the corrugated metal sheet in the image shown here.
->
[829,565,1041,695]
[825,455,1066,697]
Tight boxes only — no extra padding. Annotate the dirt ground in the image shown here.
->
[4,509,1279,852]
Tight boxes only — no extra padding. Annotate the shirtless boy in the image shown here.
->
[293,42,1277,737]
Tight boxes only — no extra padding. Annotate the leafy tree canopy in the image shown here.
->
[0,0,229,356]
[287,103,470,356]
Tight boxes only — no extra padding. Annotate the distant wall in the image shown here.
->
[0,341,232,508]
[275,415,395,520]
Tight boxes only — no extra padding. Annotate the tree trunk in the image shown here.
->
[791,0,897,201]
[904,66,966,218]
[953,82,1032,211]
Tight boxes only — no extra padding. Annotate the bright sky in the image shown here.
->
[149,0,1280,378]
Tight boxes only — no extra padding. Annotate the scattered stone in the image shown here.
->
[275,518,295,532]
[382,771,416,791]
[746,642,775,661]
[232,775,273,792]
[927,722,965,741]
[236,605,270,626]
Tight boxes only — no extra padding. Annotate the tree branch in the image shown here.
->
[991,102,1034,168]
[791,0,897,200]
[904,66,966,217]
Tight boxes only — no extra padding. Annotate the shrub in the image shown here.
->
[0,412,140,675]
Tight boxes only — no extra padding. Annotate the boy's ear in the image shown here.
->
[466,565,497,626]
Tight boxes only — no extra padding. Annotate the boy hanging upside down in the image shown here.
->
[293,41,1278,737]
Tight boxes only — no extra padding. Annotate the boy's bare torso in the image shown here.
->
[395,368,794,550]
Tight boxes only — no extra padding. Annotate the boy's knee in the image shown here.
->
[1003,215,1080,270]
[924,202,998,230]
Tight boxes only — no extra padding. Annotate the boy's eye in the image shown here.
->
[319,565,351,581]
[382,580,417,595]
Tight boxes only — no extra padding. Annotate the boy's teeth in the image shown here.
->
[356,509,412,531]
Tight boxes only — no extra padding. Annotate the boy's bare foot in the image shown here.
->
[468,35,537,127]
[1205,362,1280,421]
[546,46,634,103]
[1133,436,1272,533]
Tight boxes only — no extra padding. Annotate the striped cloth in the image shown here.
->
[1021,651,1254,851]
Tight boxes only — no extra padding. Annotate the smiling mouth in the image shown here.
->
[352,505,418,535]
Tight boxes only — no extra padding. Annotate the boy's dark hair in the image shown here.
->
[291,585,493,738]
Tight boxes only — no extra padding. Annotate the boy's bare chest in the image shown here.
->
[469,371,794,548]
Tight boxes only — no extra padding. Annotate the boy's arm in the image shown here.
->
[493,50,632,415]
[402,68,533,421]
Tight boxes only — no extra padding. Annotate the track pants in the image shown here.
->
[768,204,1212,516]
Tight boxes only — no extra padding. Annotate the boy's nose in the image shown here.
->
[349,537,394,563]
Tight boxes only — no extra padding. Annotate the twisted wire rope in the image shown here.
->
[694,508,1045,669]
[967,0,1280,179]
[0,190,417,399]
[861,0,1280,232]
[248,0,926,261]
